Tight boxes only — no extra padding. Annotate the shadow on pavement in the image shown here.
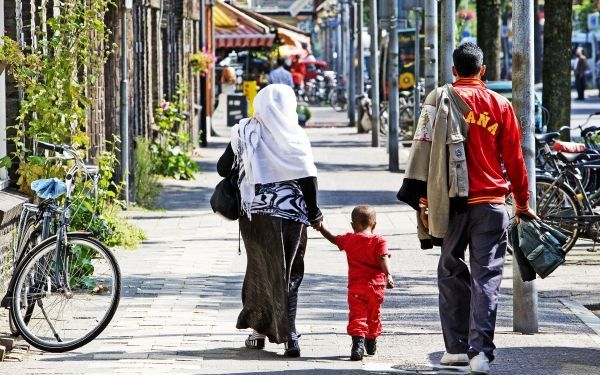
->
[487,346,600,375]
[318,190,400,208]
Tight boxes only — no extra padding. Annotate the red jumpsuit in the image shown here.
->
[336,233,390,339]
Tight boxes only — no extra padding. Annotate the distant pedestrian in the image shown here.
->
[220,65,236,95]
[315,205,394,361]
[397,42,536,374]
[574,47,588,100]
[595,55,600,98]
[268,58,294,88]
[217,84,323,358]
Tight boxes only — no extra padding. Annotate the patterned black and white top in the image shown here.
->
[252,181,309,225]
[236,159,309,225]
[217,143,321,226]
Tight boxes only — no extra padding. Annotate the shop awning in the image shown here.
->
[231,4,312,51]
[215,0,275,49]
[277,27,311,49]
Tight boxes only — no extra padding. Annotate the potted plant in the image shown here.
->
[190,49,217,77]
[0,36,24,74]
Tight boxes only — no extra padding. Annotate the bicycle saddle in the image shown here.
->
[556,152,590,164]
[535,132,560,144]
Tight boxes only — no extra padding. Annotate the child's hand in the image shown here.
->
[386,274,394,289]
[311,220,323,231]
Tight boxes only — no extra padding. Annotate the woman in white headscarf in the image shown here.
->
[217,84,322,357]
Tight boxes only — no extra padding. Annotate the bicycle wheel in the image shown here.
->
[9,221,42,336]
[10,234,121,352]
[535,176,581,252]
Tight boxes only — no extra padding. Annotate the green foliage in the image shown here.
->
[68,244,96,289]
[69,149,146,249]
[152,77,199,180]
[134,138,162,209]
[8,1,113,153]
[1,1,145,250]
[573,0,599,32]
[0,36,26,68]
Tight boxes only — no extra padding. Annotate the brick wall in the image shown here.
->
[0,190,28,293]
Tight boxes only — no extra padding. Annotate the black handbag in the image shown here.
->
[516,217,567,279]
[210,169,240,220]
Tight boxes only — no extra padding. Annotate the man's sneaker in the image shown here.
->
[469,352,490,374]
[284,339,301,357]
[244,332,265,349]
[350,336,365,361]
[365,338,377,355]
[440,352,469,366]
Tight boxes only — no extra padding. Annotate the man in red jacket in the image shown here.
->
[421,43,536,374]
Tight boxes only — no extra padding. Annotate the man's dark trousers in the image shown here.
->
[438,204,508,361]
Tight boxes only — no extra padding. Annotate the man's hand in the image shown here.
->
[515,206,539,223]
[386,274,395,289]
[419,207,429,229]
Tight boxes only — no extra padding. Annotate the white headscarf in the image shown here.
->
[231,84,318,217]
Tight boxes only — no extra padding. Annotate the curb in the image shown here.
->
[560,298,600,346]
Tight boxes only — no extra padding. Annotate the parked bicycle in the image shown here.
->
[1,141,121,352]
[532,123,600,252]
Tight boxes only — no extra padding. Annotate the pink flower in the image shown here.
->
[161,101,170,111]
[192,148,201,157]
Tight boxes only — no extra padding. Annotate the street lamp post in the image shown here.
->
[512,0,539,334]
[369,0,379,147]
[440,0,456,84]
[120,0,132,206]
[381,0,399,172]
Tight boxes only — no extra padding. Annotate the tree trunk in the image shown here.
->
[476,0,501,81]
[542,0,572,136]
[534,0,542,83]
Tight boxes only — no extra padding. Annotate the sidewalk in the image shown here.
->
[1,127,600,374]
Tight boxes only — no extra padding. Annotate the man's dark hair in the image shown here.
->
[453,42,484,77]
[276,58,286,67]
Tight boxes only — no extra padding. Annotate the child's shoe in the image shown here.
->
[365,338,377,355]
[350,336,365,361]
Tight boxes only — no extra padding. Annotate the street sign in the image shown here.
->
[589,12,599,31]
[289,0,311,17]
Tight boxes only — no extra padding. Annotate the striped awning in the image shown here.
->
[215,0,275,49]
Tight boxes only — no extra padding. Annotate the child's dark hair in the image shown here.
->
[453,42,484,77]
[351,205,376,228]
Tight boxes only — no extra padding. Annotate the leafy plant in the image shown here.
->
[0,1,145,250]
[69,148,146,249]
[190,49,217,76]
[0,36,25,72]
[152,77,198,180]
[134,138,162,208]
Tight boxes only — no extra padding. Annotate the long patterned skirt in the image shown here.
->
[236,214,307,344]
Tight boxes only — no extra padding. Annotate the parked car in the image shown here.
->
[486,81,547,133]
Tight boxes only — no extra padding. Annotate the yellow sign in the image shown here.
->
[242,81,258,117]
[399,72,415,90]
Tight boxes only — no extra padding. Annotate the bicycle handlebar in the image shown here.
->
[38,141,66,154]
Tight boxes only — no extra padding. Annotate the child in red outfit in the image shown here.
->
[316,205,394,361]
